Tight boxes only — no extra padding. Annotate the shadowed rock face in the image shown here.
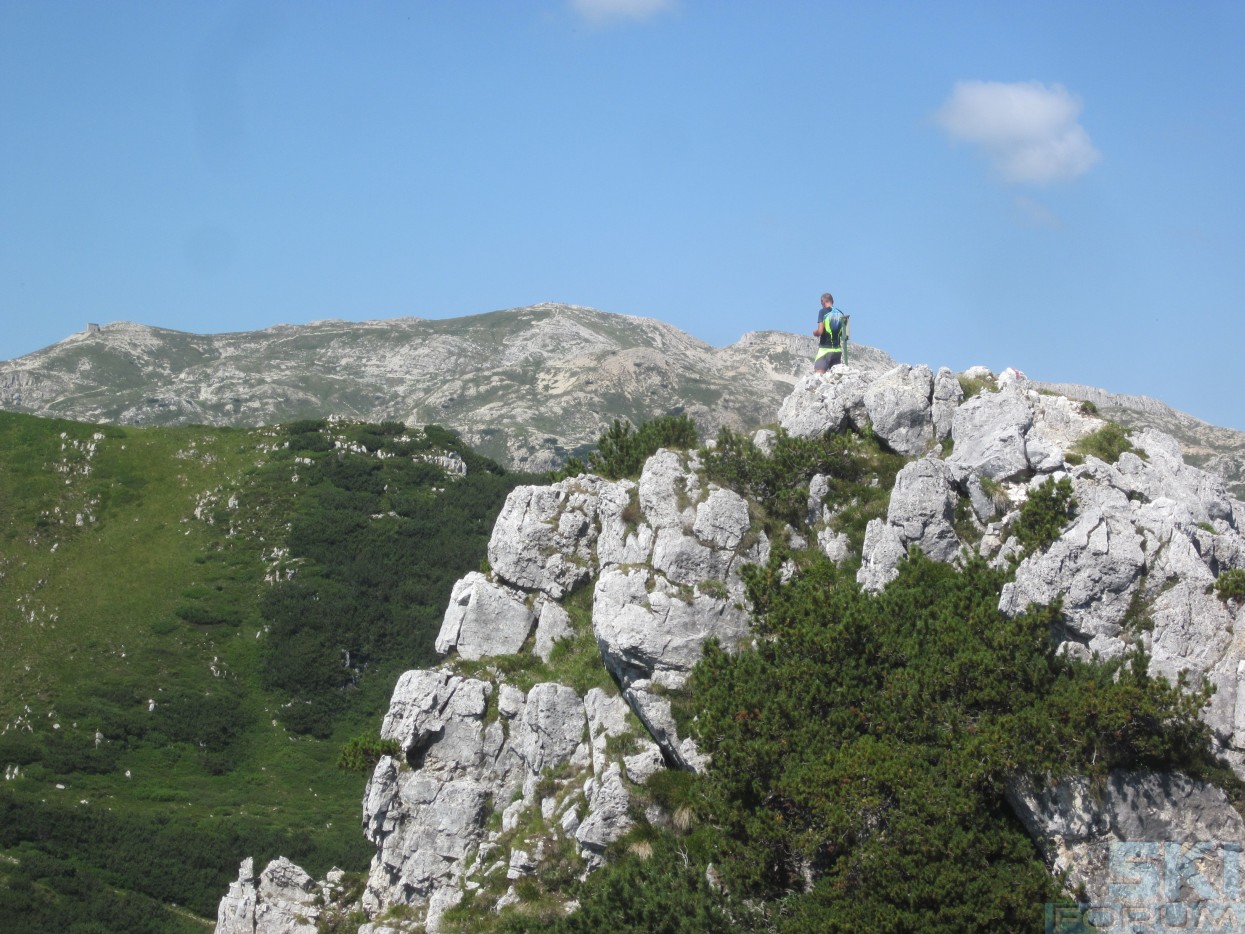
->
[1007,769,1245,913]
[215,360,1245,933]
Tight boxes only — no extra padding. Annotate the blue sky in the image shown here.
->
[3,1,1244,431]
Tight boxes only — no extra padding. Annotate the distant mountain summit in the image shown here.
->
[0,304,894,471]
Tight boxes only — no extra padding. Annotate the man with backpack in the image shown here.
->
[813,292,849,373]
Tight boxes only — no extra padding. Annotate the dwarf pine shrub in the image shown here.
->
[681,552,1226,932]
[1067,422,1142,465]
[489,551,1230,933]
[337,732,401,773]
[1217,568,1245,604]
[1012,477,1077,553]
[702,426,903,555]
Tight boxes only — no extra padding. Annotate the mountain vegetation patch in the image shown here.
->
[0,411,524,928]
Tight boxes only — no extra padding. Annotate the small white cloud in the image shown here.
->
[934,81,1101,185]
[570,0,675,25]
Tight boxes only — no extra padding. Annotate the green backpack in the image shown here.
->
[824,309,850,357]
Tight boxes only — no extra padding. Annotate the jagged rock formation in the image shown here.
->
[217,857,349,934]
[0,304,893,472]
[217,359,1245,932]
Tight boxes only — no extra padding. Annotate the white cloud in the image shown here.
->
[934,81,1101,185]
[570,0,675,25]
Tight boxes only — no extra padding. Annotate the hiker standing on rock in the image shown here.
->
[813,292,849,373]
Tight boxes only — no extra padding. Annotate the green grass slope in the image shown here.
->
[0,412,523,931]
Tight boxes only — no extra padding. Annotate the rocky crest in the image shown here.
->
[1032,380,1245,501]
[6,307,1242,495]
[217,360,1245,932]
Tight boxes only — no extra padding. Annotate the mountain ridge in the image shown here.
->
[3,303,1242,496]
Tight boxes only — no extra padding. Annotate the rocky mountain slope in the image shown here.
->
[0,304,890,473]
[217,360,1245,933]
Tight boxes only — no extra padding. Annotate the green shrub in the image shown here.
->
[1216,569,1245,604]
[337,732,402,773]
[1012,477,1077,553]
[680,552,1227,931]
[952,494,982,546]
[1067,422,1142,465]
[958,373,997,399]
[546,415,698,482]
[701,426,903,554]
[494,835,738,934]
[600,415,700,480]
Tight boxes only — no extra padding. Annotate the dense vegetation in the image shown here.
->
[486,564,1187,933]
[257,420,521,737]
[1218,568,1245,605]
[482,426,1233,934]
[0,412,524,929]
[1011,476,1077,554]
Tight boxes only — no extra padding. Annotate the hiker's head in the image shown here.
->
[821,293,833,307]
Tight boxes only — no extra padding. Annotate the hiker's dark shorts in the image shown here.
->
[814,351,842,372]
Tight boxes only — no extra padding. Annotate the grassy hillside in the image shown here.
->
[0,411,523,931]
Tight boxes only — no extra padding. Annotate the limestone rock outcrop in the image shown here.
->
[782,365,1245,767]
[216,857,346,934]
[242,446,772,932]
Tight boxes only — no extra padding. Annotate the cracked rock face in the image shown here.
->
[1007,770,1245,910]
[858,455,962,592]
[861,363,937,456]
[435,573,535,660]
[998,474,1149,657]
[947,385,1038,481]
[439,449,766,760]
[360,671,598,931]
